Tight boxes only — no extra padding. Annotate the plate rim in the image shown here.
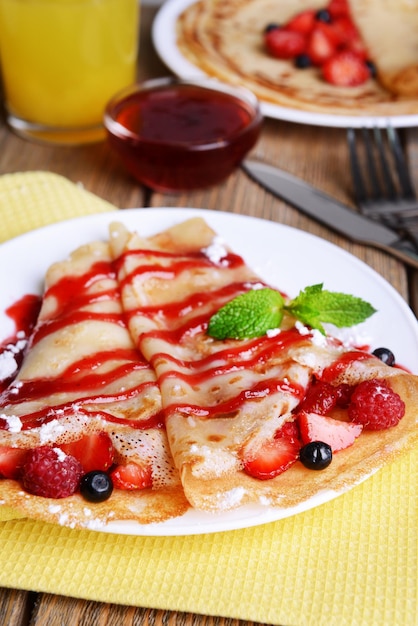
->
[1,206,417,536]
[151,0,418,129]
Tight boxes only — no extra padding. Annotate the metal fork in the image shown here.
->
[347,126,418,245]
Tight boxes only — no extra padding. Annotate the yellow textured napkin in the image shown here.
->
[0,171,416,626]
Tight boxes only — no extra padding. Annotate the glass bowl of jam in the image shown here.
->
[104,77,263,192]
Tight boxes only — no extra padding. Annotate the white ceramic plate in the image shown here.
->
[152,0,418,129]
[1,208,417,536]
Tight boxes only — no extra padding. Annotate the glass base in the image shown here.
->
[6,113,106,146]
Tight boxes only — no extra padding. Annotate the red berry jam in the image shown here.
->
[104,79,262,192]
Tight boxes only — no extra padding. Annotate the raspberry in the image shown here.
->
[348,379,405,430]
[21,446,83,498]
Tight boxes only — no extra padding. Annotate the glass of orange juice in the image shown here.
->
[0,0,139,145]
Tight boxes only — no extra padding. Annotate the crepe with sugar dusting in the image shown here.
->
[176,0,418,117]
[0,238,189,529]
[1,218,418,530]
[109,218,418,514]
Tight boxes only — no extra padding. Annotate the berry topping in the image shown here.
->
[287,9,316,34]
[295,53,312,69]
[21,446,83,499]
[110,462,153,490]
[348,379,405,430]
[300,381,339,414]
[307,26,337,65]
[322,50,371,86]
[365,59,377,77]
[264,22,281,33]
[80,470,114,503]
[298,411,363,452]
[315,9,332,23]
[264,28,307,59]
[300,380,353,414]
[263,0,373,88]
[243,423,300,480]
[372,347,395,366]
[300,441,333,470]
[59,432,115,474]
[0,446,28,479]
[327,0,350,19]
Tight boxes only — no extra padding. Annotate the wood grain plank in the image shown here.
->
[30,595,273,626]
[0,588,34,626]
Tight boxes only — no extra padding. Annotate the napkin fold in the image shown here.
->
[0,171,416,626]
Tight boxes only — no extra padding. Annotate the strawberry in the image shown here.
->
[298,411,363,452]
[345,34,369,61]
[110,462,153,490]
[327,0,350,19]
[331,16,360,46]
[348,379,405,430]
[306,26,337,65]
[265,28,307,59]
[322,50,371,86]
[59,432,114,474]
[21,446,83,498]
[287,9,316,35]
[300,380,354,414]
[300,381,339,414]
[0,446,28,479]
[243,424,300,480]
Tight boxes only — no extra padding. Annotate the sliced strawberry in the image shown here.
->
[345,35,369,61]
[300,381,354,414]
[243,426,300,480]
[300,381,339,415]
[265,28,307,59]
[298,410,363,452]
[287,9,316,35]
[327,0,350,19]
[59,432,114,474]
[331,16,361,47]
[322,50,371,86]
[306,26,337,65]
[0,446,28,479]
[110,462,152,490]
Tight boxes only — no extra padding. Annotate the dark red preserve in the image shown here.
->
[104,80,262,192]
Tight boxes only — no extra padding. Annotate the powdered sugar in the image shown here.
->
[203,236,228,264]
[0,333,27,381]
[0,414,22,433]
[39,419,66,444]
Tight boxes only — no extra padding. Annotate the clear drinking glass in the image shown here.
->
[0,0,139,145]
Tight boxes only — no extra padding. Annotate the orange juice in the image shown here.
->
[0,0,139,143]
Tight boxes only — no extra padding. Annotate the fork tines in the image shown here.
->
[347,126,417,218]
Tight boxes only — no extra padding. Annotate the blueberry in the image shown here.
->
[372,347,395,366]
[300,441,332,470]
[295,54,312,69]
[315,9,332,22]
[80,470,113,503]
[264,23,281,33]
[365,60,377,78]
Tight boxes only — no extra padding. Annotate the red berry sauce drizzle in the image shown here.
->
[0,294,41,392]
[0,260,164,433]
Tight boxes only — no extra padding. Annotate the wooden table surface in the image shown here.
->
[0,4,417,625]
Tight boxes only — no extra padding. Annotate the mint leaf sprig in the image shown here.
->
[207,284,376,340]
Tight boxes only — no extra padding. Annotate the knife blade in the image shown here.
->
[242,159,418,269]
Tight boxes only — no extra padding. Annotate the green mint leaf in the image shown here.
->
[207,288,284,339]
[286,283,376,334]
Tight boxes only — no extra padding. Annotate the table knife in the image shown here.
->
[242,159,418,270]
